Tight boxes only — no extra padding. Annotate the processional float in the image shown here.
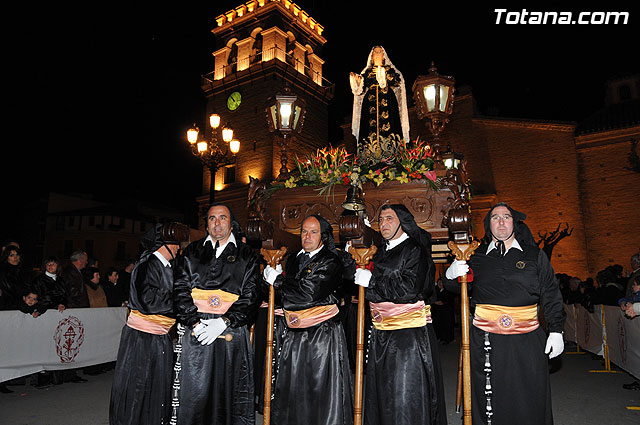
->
[248,52,477,425]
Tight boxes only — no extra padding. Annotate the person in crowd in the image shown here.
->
[593,267,625,306]
[619,275,640,309]
[625,253,640,298]
[172,203,261,425]
[102,267,127,307]
[84,266,108,308]
[353,204,445,425]
[60,250,89,383]
[564,276,584,305]
[263,215,354,425]
[431,277,456,344]
[18,289,46,317]
[32,256,67,313]
[621,260,640,392]
[110,222,190,425]
[62,250,90,309]
[29,256,67,387]
[118,259,135,306]
[444,202,565,425]
[0,244,25,310]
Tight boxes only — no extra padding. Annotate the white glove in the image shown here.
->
[192,322,207,338]
[364,218,371,227]
[354,268,372,288]
[544,332,564,359]
[196,318,228,345]
[445,260,469,280]
[263,264,283,285]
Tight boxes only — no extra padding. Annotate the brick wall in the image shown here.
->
[577,131,640,276]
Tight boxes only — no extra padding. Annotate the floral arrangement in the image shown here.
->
[282,139,438,196]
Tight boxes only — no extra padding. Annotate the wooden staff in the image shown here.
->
[456,340,463,413]
[348,244,378,425]
[448,240,479,425]
[260,247,287,425]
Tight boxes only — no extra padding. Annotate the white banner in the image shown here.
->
[563,303,577,343]
[575,304,603,354]
[603,306,640,380]
[0,307,127,383]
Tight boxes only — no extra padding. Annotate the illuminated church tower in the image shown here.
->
[197,0,333,225]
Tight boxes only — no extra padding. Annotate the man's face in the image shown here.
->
[74,253,88,270]
[378,208,404,241]
[24,293,38,306]
[91,272,100,284]
[301,217,323,253]
[108,271,118,283]
[207,205,232,242]
[489,206,514,242]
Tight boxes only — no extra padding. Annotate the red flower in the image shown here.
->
[424,171,437,182]
[365,261,374,271]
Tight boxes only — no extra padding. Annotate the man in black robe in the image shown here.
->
[109,222,189,425]
[354,204,445,425]
[444,202,565,425]
[172,203,261,425]
[263,214,354,425]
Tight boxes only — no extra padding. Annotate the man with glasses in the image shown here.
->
[444,202,565,425]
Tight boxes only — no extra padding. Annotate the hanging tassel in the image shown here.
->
[169,324,187,425]
[483,331,493,424]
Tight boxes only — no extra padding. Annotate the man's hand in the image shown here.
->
[354,268,372,288]
[263,265,283,285]
[544,332,564,359]
[445,260,469,280]
[195,318,228,345]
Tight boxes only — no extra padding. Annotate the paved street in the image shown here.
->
[1,340,638,424]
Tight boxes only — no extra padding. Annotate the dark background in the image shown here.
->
[4,2,638,233]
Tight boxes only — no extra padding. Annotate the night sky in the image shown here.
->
[5,2,638,230]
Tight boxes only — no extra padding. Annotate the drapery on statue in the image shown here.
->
[350,46,410,164]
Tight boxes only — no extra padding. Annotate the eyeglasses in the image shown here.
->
[490,214,513,222]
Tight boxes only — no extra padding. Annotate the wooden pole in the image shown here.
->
[260,247,287,425]
[456,341,463,413]
[348,245,377,425]
[448,240,479,425]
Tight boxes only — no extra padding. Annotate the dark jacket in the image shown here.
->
[31,273,67,309]
[62,265,90,308]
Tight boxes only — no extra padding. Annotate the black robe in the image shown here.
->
[364,237,444,425]
[271,247,354,425]
[444,243,565,425]
[109,254,176,425]
[172,237,261,425]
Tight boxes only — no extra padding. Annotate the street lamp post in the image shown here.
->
[266,87,307,181]
[187,113,240,203]
[412,62,455,162]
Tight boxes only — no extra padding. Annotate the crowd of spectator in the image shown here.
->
[0,239,135,393]
[558,252,640,391]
